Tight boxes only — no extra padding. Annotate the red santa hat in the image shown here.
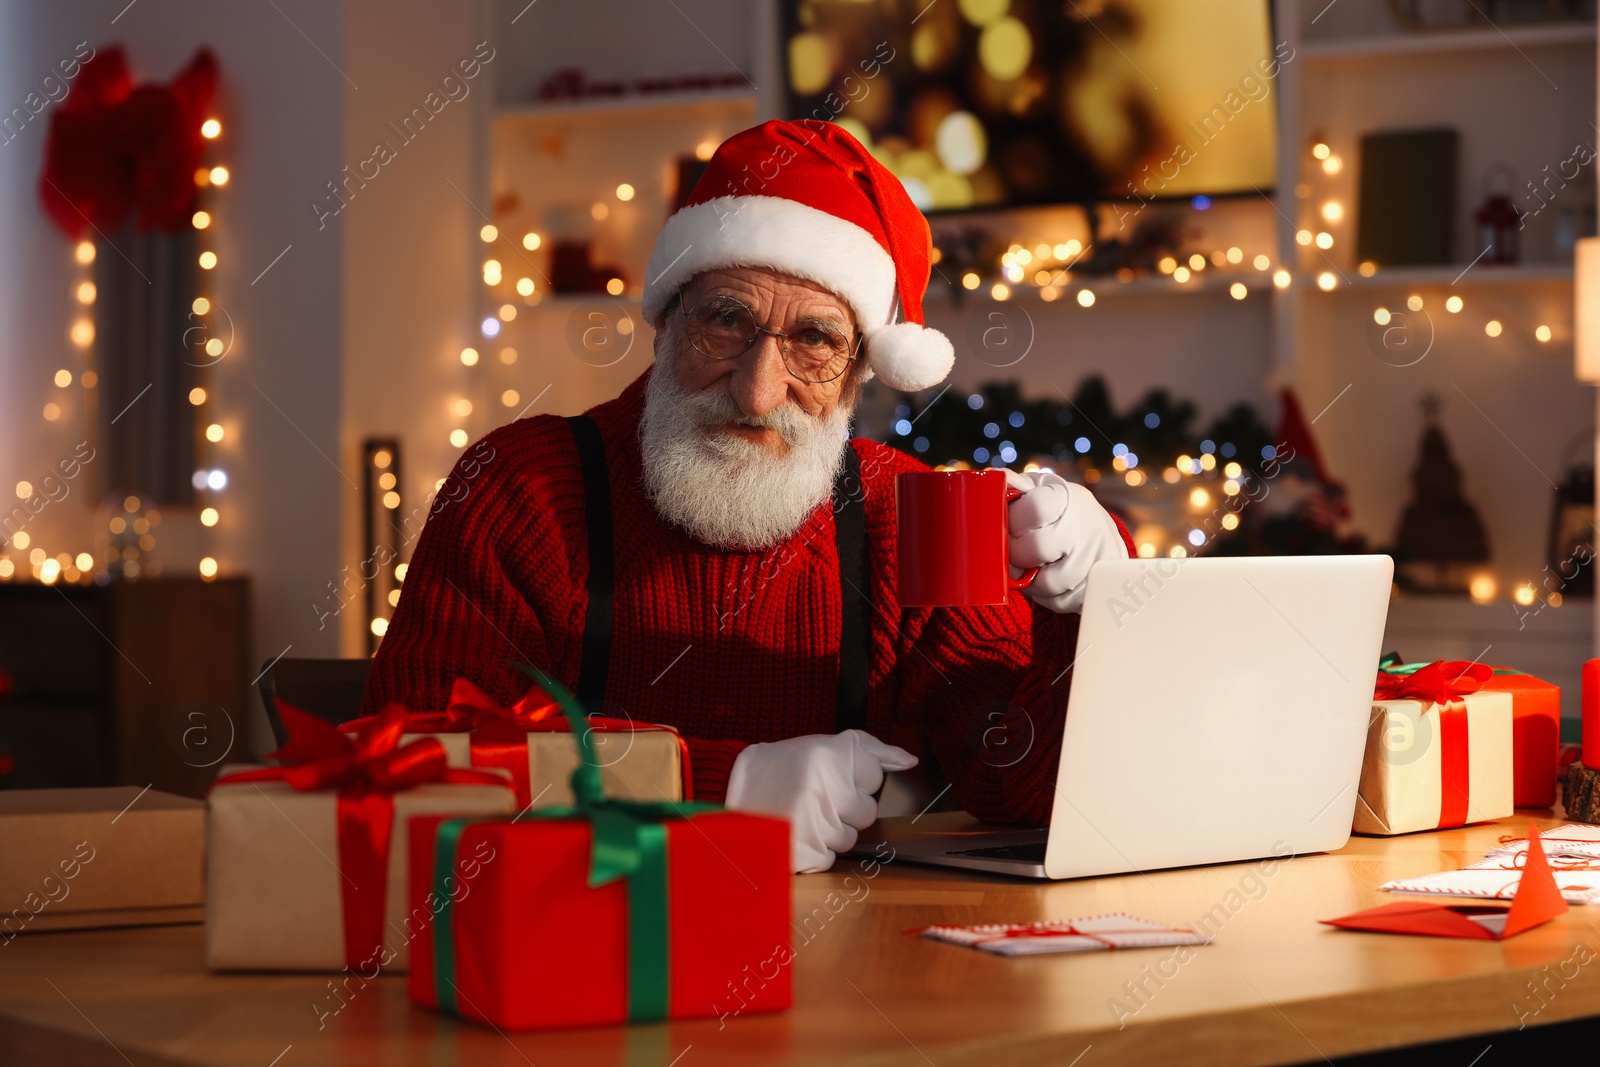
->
[642,120,955,393]
[1275,387,1335,484]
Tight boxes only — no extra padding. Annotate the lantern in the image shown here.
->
[1475,192,1521,264]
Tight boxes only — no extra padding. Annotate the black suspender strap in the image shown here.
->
[833,443,871,733]
[566,415,614,717]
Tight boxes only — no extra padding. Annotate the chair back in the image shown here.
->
[257,657,372,747]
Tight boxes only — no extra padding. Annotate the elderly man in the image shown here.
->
[364,120,1132,872]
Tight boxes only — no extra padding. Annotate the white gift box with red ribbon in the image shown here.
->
[1354,661,1514,836]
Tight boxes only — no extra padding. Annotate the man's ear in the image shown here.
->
[839,362,868,409]
[651,313,672,362]
[650,294,679,356]
[650,305,683,377]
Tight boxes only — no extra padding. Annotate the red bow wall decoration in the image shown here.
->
[38,45,219,239]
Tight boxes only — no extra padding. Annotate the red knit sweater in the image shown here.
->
[364,369,1135,823]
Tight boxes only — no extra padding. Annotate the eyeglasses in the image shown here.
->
[679,294,861,384]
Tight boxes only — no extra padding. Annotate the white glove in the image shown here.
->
[724,730,918,873]
[1005,469,1129,614]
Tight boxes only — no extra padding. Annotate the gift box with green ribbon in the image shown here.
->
[1380,655,1560,809]
[407,664,791,1030]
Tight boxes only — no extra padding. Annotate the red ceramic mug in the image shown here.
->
[896,469,1039,607]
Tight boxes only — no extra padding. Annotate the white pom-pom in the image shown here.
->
[865,322,955,392]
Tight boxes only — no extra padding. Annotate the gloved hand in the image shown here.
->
[724,729,918,873]
[1005,469,1129,614]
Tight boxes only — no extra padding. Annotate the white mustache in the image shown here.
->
[677,389,813,446]
[640,365,851,550]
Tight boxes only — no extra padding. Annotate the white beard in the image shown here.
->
[638,351,852,551]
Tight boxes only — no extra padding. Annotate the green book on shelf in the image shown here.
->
[1357,127,1458,267]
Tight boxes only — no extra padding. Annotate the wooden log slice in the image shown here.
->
[1563,762,1600,825]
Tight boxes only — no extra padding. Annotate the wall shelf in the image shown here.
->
[1264,0,1594,606]
[925,270,1274,306]
[495,87,758,124]
[1300,21,1595,61]
[1301,261,1575,291]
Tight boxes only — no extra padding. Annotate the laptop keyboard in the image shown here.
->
[945,842,1047,863]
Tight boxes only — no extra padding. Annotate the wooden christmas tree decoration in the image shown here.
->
[1394,394,1491,593]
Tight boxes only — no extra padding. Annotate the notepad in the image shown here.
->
[919,913,1212,956]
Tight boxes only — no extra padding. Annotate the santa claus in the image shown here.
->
[364,120,1133,872]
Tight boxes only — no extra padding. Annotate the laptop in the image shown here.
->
[881,554,1394,879]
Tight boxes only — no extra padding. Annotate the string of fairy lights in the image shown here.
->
[942,136,1566,352]
[191,115,228,584]
[931,133,1566,609]
[457,145,723,435]
[0,113,227,586]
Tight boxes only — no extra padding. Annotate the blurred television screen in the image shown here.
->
[782,0,1281,212]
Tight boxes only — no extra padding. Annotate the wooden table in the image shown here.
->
[4,811,1600,1066]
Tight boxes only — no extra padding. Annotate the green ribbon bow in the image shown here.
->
[431,663,718,1023]
[1378,653,1523,677]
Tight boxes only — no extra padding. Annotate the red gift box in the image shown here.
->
[407,664,791,1031]
[408,810,790,1029]
[1477,668,1560,808]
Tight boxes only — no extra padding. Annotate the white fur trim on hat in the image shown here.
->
[865,322,954,392]
[643,195,897,331]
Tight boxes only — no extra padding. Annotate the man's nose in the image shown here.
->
[725,333,791,417]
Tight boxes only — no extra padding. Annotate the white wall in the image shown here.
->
[338,0,489,656]
[0,11,82,541]
[0,0,348,755]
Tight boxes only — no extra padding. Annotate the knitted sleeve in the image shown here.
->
[852,439,1137,826]
[891,515,1135,826]
[683,739,748,802]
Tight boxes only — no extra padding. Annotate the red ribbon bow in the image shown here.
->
[446,677,563,729]
[1373,660,1492,829]
[1373,660,1492,706]
[214,702,511,971]
[338,678,694,808]
[450,678,564,808]
[338,677,561,736]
